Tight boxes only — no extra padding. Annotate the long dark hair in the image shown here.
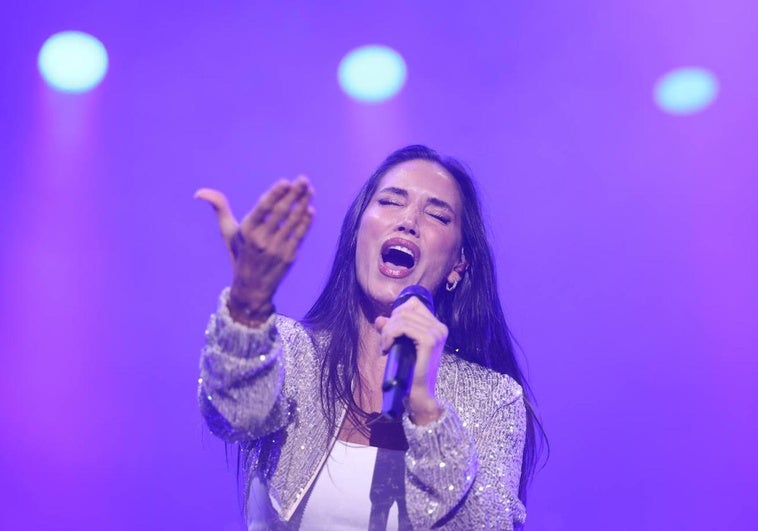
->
[303,145,545,505]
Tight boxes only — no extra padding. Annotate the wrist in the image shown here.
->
[227,286,275,327]
[407,392,442,426]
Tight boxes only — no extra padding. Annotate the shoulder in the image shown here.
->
[273,315,329,358]
[438,353,524,415]
[273,314,310,342]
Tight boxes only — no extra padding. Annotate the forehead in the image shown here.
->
[376,160,462,210]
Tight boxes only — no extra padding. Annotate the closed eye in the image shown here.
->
[428,212,451,224]
[378,198,401,206]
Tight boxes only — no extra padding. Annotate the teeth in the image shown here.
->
[389,245,414,258]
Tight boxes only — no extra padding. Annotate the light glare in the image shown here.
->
[338,45,407,103]
[654,67,718,115]
[38,31,109,93]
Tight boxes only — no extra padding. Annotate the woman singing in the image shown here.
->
[196,145,542,529]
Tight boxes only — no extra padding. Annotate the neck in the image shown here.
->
[352,298,391,411]
[357,308,385,379]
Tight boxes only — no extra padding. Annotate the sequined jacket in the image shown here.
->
[199,289,527,529]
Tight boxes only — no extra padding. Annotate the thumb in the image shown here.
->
[374,316,389,333]
[194,188,239,244]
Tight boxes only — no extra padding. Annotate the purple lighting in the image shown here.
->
[1,2,757,530]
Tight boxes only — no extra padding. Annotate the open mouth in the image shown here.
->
[383,246,415,268]
[380,238,419,271]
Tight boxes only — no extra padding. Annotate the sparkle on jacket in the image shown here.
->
[199,289,527,529]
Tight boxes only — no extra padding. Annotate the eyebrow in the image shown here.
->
[378,186,456,215]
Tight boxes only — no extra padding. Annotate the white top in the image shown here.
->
[299,440,410,530]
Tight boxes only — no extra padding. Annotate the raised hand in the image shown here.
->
[195,176,315,326]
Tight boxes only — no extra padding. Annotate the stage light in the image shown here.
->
[654,67,718,115]
[38,31,108,93]
[338,45,407,103]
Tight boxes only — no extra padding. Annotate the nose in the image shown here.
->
[396,210,419,237]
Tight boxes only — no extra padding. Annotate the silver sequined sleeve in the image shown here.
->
[403,358,527,529]
[198,288,290,443]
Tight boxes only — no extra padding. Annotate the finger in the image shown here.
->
[393,306,438,330]
[398,311,448,342]
[246,179,293,226]
[374,316,389,333]
[379,316,417,351]
[194,188,239,243]
[380,313,447,352]
[281,206,315,260]
[393,296,434,316]
[280,193,314,238]
[380,321,427,352]
[262,178,311,233]
[387,304,437,336]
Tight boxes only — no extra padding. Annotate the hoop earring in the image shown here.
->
[446,279,458,292]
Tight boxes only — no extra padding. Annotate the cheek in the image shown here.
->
[431,232,461,264]
[355,218,379,267]
[357,211,383,246]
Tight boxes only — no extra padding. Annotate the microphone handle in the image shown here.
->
[381,336,416,420]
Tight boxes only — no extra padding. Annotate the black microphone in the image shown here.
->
[380,285,435,420]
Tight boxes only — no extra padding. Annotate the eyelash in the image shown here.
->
[378,199,451,225]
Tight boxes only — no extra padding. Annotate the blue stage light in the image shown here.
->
[654,67,718,115]
[338,45,407,103]
[38,31,108,93]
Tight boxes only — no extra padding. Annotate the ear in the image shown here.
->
[446,248,469,284]
[446,268,462,286]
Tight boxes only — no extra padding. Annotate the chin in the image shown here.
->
[374,285,402,305]
[359,279,402,308]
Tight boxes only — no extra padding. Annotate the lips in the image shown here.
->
[379,237,420,279]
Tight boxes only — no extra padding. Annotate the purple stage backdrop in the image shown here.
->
[1,2,756,530]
